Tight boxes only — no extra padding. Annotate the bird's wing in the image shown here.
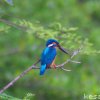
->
[41,47,56,65]
[40,47,56,75]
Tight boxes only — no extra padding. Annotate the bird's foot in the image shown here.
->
[52,64,56,69]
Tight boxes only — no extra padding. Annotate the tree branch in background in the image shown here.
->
[0,18,27,32]
[0,47,82,94]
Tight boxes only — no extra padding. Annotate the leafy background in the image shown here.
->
[0,0,100,100]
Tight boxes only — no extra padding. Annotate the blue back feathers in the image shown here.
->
[40,47,57,75]
[41,47,56,65]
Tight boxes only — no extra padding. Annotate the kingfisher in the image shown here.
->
[40,39,69,75]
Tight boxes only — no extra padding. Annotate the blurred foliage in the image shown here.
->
[0,93,35,100]
[0,93,20,100]
[5,0,13,6]
[0,0,100,100]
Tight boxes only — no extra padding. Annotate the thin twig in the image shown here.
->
[61,67,71,71]
[70,60,81,63]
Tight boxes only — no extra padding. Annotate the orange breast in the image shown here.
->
[51,58,56,68]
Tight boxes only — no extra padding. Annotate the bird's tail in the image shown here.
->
[40,64,46,75]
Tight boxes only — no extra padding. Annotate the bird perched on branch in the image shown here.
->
[40,39,70,75]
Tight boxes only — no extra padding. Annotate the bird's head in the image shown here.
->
[46,39,68,54]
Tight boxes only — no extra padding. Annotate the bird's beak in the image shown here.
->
[57,44,68,54]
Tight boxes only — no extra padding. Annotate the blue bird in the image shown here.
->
[40,39,69,75]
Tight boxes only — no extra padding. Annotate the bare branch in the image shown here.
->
[0,47,81,94]
[56,47,82,72]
